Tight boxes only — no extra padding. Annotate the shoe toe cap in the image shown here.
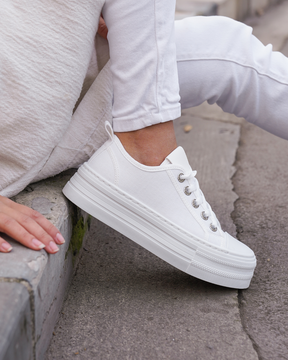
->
[225,232,255,259]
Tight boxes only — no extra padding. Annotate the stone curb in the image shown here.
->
[0,170,90,360]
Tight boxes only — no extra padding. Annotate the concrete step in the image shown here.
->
[176,0,283,21]
[0,171,91,360]
[175,0,248,20]
[175,1,217,20]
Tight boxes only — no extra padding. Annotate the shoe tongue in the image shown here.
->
[161,146,191,173]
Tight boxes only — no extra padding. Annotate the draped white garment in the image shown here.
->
[0,0,112,198]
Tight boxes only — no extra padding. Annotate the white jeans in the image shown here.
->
[103,0,181,132]
[104,0,288,139]
[176,16,288,140]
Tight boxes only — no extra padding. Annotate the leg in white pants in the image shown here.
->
[102,0,181,132]
[101,9,288,139]
[175,16,288,140]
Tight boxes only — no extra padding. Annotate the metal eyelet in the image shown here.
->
[184,186,192,196]
[210,224,217,232]
[178,173,185,183]
[192,199,199,209]
[201,211,209,221]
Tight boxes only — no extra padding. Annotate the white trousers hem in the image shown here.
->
[112,104,181,132]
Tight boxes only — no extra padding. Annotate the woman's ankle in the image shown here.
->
[115,121,177,166]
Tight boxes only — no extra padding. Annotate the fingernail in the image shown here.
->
[49,241,59,253]
[1,243,13,252]
[32,239,46,249]
[55,233,65,244]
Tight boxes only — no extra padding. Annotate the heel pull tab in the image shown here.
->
[105,121,114,140]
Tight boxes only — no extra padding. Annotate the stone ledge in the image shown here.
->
[0,282,32,360]
[176,0,284,21]
[0,170,90,360]
[175,0,217,20]
[175,0,247,21]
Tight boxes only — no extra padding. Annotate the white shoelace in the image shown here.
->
[180,171,219,230]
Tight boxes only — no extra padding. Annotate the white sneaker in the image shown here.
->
[63,122,256,289]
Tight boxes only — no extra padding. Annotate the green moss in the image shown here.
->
[71,217,86,254]
[87,214,92,231]
[66,206,92,263]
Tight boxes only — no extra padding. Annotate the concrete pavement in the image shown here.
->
[47,2,288,359]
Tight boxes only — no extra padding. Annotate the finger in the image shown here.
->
[98,16,108,39]
[0,237,13,253]
[21,208,65,246]
[0,196,65,245]
[0,210,60,254]
[0,213,48,251]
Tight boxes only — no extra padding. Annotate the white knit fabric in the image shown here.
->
[0,0,110,197]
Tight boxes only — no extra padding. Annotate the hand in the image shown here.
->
[0,195,65,254]
[98,15,108,40]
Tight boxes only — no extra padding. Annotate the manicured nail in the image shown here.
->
[1,243,13,252]
[49,241,59,253]
[55,233,65,244]
[32,239,46,249]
